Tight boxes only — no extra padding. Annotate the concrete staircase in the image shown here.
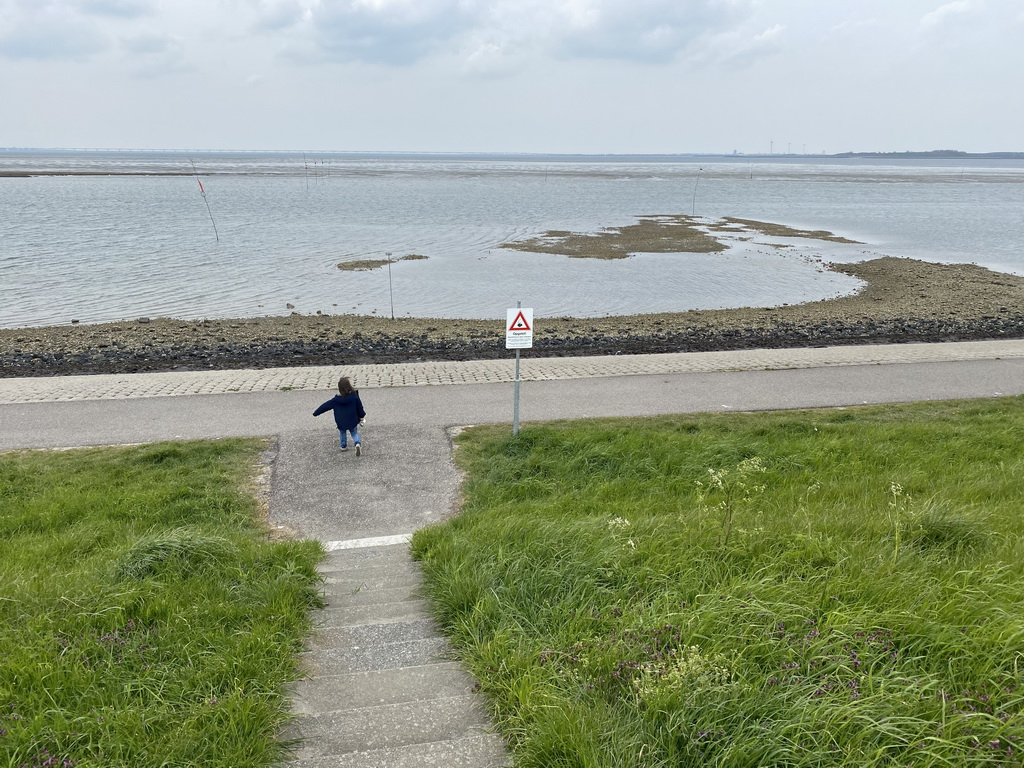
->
[283,543,511,767]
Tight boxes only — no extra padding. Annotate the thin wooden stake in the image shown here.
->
[189,158,219,242]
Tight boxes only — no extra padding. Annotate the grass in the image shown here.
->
[411,397,1024,767]
[0,439,323,768]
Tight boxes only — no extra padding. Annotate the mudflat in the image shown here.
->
[3,256,1023,378]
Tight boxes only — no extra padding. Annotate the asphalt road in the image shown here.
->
[3,357,1022,542]
[2,358,1022,451]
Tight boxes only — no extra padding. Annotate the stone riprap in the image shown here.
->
[3,339,1024,405]
[3,257,1024,378]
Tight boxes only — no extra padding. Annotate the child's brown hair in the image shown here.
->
[337,376,356,396]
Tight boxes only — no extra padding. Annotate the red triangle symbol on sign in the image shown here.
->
[509,311,531,331]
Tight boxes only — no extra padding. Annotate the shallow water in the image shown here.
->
[1,151,1022,328]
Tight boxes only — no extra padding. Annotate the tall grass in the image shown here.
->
[412,397,1024,767]
[0,439,323,768]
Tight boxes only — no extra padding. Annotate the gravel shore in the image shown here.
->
[3,256,1023,378]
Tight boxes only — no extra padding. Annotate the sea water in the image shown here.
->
[1,150,1022,328]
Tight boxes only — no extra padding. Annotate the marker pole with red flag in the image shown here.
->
[506,302,534,436]
[190,157,219,242]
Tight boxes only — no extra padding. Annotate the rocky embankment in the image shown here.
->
[2,257,1023,378]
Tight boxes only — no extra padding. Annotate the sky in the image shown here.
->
[0,0,1021,154]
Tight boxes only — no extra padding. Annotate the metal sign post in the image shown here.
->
[514,348,521,436]
[505,303,534,436]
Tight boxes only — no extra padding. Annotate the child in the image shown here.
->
[313,376,367,455]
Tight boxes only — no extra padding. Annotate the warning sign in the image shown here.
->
[508,311,531,331]
[506,307,534,349]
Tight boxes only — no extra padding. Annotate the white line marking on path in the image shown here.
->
[324,534,413,551]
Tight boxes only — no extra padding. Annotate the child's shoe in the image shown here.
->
[355,443,362,457]
[340,446,348,452]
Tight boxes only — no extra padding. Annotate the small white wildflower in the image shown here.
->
[738,456,766,474]
[705,467,725,490]
[888,482,909,508]
[632,646,732,702]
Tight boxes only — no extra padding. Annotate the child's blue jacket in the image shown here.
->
[313,392,366,430]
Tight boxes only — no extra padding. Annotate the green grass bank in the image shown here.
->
[0,439,323,768]
[412,397,1024,767]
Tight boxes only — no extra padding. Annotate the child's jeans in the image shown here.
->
[339,427,361,449]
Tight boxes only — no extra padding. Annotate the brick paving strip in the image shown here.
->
[3,339,1024,404]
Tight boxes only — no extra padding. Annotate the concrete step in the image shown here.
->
[320,559,422,579]
[290,661,479,715]
[319,551,416,574]
[285,695,495,760]
[320,544,412,572]
[313,601,433,628]
[302,636,451,675]
[306,617,441,651]
[286,733,511,768]
[283,543,509,766]
[321,584,423,609]
[324,568,424,592]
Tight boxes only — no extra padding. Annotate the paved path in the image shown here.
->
[3,339,1024,766]
[284,543,510,767]
[3,339,1023,404]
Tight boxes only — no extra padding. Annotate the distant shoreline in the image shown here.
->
[3,257,1023,378]
[3,148,1021,180]
[831,151,1024,160]
[3,148,1023,162]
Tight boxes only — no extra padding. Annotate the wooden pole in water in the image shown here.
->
[189,157,219,242]
[691,167,703,216]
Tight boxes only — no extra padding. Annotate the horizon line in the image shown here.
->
[3,147,1024,159]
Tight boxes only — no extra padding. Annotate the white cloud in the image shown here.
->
[119,32,190,77]
[685,22,784,68]
[0,0,155,60]
[300,0,756,68]
[308,0,472,65]
[458,38,521,77]
[77,0,157,18]
[248,0,309,32]
[121,32,174,55]
[552,0,747,63]
[2,0,1021,152]
[920,0,977,27]
[828,17,879,35]
[0,7,108,60]
[0,0,762,71]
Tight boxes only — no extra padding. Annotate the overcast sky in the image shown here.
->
[1,0,1020,154]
